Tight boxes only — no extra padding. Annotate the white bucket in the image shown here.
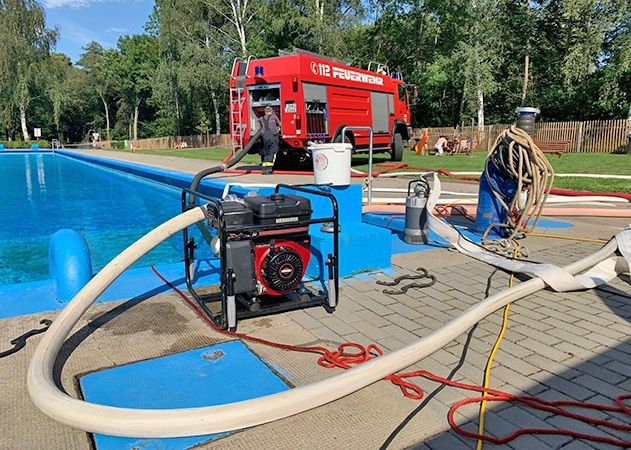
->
[309,143,353,186]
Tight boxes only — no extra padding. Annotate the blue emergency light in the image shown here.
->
[255,66,264,76]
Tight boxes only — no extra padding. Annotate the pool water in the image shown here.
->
[0,153,203,285]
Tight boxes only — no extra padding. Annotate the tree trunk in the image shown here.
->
[238,27,247,56]
[521,53,530,105]
[19,102,30,141]
[229,0,248,56]
[211,91,221,136]
[133,103,139,141]
[458,83,467,123]
[175,93,181,136]
[315,0,324,21]
[477,89,485,147]
[100,94,110,141]
[627,103,631,119]
[521,0,531,105]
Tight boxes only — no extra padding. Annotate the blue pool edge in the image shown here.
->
[0,149,394,318]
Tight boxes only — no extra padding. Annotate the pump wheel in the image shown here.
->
[391,133,404,161]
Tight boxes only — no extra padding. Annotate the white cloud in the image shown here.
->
[63,25,98,44]
[44,0,103,8]
[105,27,128,33]
[44,0,138,9]
[53,20,114,48]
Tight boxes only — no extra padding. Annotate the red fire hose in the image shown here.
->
[224,158,629,202]
[549,187,631,202]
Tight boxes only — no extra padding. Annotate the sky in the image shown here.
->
[44,0,154,63]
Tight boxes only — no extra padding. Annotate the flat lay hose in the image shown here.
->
[525,233,607,244]
[26,202,624,437]
[151,264,631,448]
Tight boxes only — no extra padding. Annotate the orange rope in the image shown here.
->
[150,265,631,447]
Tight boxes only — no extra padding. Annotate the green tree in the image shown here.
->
[45,53,72,139]
[0,0,57,140]
[77,42,118,140]
[114,35,160,140]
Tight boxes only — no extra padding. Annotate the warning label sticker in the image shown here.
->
[315,153,329,171]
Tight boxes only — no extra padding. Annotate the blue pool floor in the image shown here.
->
[362,213,573,255]
[79,340,290,450]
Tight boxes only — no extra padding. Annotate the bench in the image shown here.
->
[533,140,570,158]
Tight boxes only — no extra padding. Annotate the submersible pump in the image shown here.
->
[403,177,431,244]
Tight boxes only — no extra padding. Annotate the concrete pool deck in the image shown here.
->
[58,147,484,195]
[1,150,629,449]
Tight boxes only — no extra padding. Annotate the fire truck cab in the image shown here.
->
[229,49,415,165]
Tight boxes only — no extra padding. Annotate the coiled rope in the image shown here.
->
[485,125,555,239]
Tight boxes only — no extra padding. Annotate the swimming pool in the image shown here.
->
[0,153,198,285]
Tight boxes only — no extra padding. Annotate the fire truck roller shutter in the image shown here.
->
[370,92,390,134]
[303,83,328,137]
[248,84,281,131]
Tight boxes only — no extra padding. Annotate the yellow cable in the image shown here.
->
[476,233,604,448]
[526,233,607,244]
[476,244,519,450]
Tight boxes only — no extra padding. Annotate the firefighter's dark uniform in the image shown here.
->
[257,113,280,174]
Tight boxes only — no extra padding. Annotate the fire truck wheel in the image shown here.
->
[274,151,290,169]
[275,150,311,170]
[391,133,404,161]
[333,132,353,145]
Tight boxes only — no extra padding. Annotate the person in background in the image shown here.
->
[460,138,470,153]
[434,135,448,156]
[258,106,281,175]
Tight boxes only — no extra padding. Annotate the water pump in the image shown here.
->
[403,177,431,244]
[182,185,339,330]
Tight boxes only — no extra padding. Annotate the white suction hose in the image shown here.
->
[27,204,627,437]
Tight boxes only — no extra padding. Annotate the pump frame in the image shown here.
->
[181,184,339,330]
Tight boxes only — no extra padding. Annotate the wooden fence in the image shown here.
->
[100,119,630,153]
[101,133,231,151]
[417,119,631,153]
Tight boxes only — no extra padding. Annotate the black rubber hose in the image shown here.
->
[0,319,52,359]
[188,129,262,205]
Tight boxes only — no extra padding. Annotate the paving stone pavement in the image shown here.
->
[283,235,631,450]
[1,212,629,449]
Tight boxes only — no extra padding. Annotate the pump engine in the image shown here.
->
[183,186,339,330]
[218,193,312,298]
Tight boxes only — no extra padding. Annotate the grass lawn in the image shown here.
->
[108,146,631,193]
[351,150,631,193]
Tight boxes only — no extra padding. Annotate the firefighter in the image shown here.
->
[258,106,281,175]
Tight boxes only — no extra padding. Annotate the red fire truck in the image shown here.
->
[229,49,415,165]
